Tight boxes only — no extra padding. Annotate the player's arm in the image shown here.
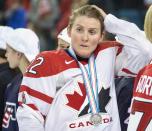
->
[103,14,152,77]
[104,14,152,57]
[92,5,152,77]
[17,52,57,131]
[93,5,152,57]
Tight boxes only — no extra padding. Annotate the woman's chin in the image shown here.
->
[78,52,90,58]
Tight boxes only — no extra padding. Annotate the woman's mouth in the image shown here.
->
[80,44,88,48]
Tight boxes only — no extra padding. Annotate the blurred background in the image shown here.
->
[0,0,151,52]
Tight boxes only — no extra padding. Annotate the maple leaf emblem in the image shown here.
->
[79,86,111,117]
[98,87,111,112]
[65,82,86,111]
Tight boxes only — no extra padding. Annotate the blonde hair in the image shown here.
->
[144,5,152,43]
[69,5,104,33]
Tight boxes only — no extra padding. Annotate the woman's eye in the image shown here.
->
[89,30,96,35]
[61,46,66,49]
[76,28,82,32]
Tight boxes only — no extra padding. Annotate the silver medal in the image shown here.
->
[90,114,102,126]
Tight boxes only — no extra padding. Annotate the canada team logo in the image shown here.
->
[63,81,111,129]
[65,82,86,111]
[64,81,111,116]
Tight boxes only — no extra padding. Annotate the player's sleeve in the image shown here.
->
[104,14,152,55]
[16,52,57,131]
[104,14,152,77]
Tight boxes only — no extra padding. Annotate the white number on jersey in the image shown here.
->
[28,57,44,74]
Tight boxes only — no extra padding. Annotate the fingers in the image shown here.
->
[91,5,107,19]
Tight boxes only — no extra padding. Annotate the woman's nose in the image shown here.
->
[82,32,89,42]
[5,52,7,58]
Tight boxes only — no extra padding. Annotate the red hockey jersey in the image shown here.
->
[127,60,152,131]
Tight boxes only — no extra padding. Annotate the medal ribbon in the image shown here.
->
[68,47,99,114]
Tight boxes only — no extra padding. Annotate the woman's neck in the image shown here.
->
[65,48,89,62]
[76,54,88,62]
[18,57,30,75]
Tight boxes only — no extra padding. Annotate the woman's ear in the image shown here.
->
[17,52,23,59]
[67,26,71,37]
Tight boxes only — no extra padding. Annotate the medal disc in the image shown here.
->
[90,114,102,126]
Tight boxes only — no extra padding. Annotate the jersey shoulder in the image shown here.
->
[97,41,123,51]
[25,50,68,78]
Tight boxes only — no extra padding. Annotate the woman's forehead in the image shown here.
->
[72,16,101,28]
[6,44,15,52]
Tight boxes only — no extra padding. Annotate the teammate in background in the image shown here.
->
[2,28,40,131]
[127,5,152,131]
[16,5,152,131]
[0,26,19,131]
[57,27,71,50]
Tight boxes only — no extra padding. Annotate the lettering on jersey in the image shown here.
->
[2,102,17,128]
[68,117,113,129]
[135,75,152,97]
[69,121,93,128]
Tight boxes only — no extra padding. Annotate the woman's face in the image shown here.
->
[5,44,20,69]
[68,15,103,58]
[57,38,70,50]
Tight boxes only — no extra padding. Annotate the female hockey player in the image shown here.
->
[127,5,152,131]
[2,28,40,131]
[16,5,152,131]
